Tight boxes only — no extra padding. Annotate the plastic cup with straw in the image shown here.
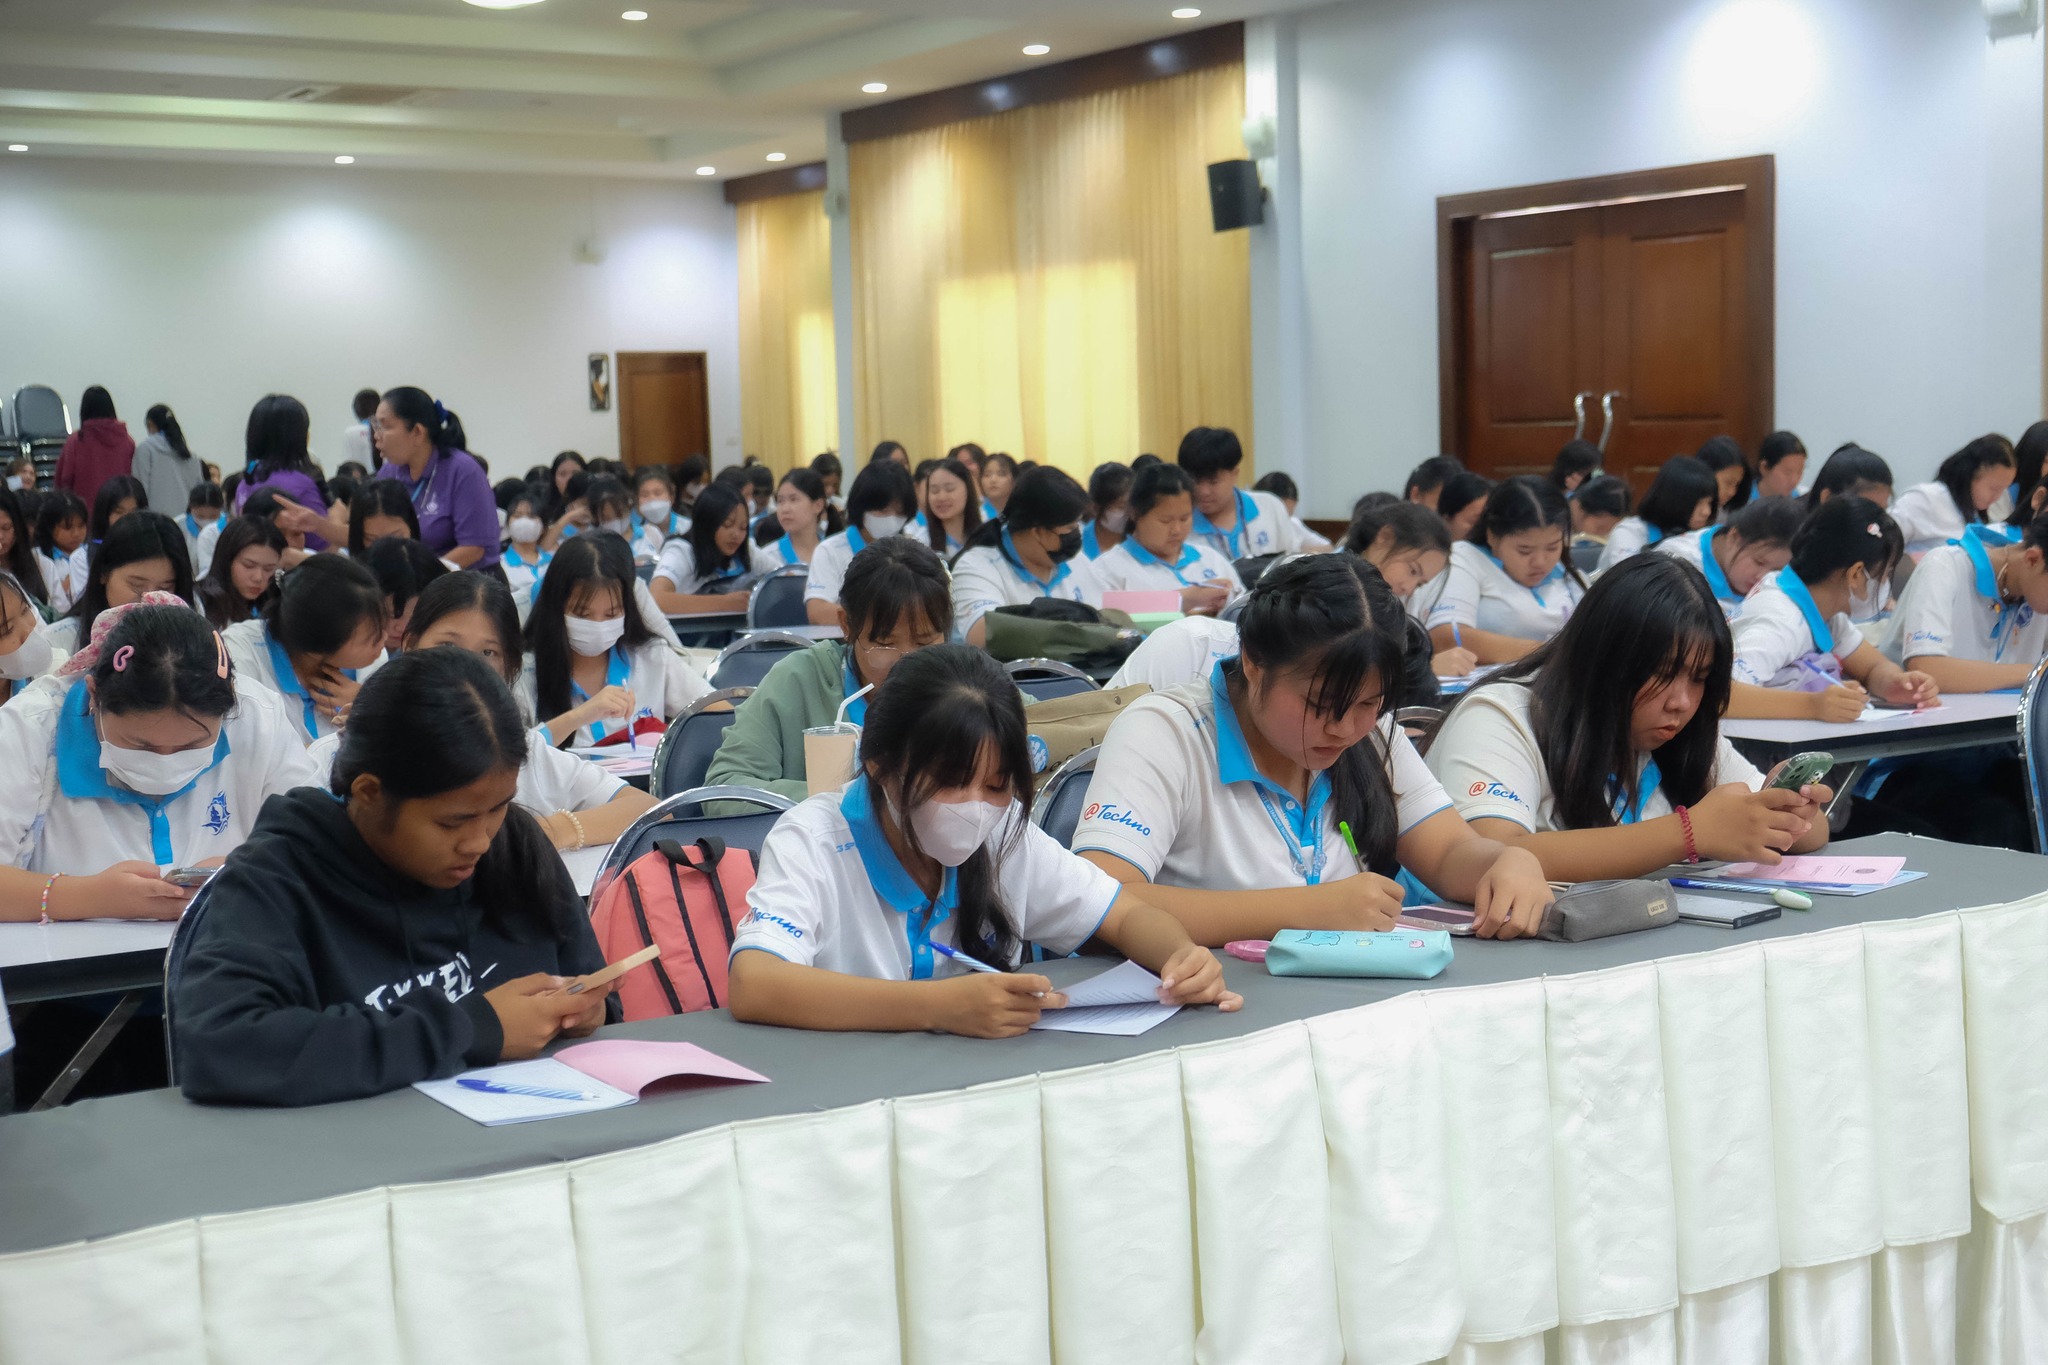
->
[803,683,873,797]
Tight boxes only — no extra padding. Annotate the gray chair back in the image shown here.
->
[9,386,70,443]
[590,786,794,901]
[650,687,753,797]
[1006,657,1099,703]
[1569,540,1604,575]
[747,565,811,628]
[1033,746,1100,849]
[2020,660,2048,852]
[711,630,814,690]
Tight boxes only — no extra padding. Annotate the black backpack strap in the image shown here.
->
[654,838,721,1006]
[661,836,740,941]
[621,866,684,1015]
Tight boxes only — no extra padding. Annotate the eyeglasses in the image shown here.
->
[856,638,944,666]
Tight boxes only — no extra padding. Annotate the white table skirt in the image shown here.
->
[3,893,2046,1364]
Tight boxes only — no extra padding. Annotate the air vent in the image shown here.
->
[272,85,437,106]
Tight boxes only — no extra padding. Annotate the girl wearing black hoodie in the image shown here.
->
[171,646,613,1107]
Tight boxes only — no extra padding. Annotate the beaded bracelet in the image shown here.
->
[1675,805,1700,864]
[562,809,588,851]
[38,872,61,924]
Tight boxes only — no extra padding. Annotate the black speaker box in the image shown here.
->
[1207,159,1265,231]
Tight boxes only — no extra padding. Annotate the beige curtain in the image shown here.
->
[848,62,1252,479]
[737,189,838,470]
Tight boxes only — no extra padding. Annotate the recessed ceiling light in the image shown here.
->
[334,155,355,164]
[861,81,889,94]
[765,152,787,162]
[621,9,648,19]
[6,145,25,153]
[462,0,545,8]
[695,165,716,175]
[1171,6,1202,16]
[1022,43,1050,55]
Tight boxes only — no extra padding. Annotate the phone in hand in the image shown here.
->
[163,865,219,889]
[1395,905,1477,936]
[1767,751,1835,792]
[562,943,661,996]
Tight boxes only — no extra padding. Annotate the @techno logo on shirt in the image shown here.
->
[748,911,805,940]
[1468,780,1521,803]
[1082,803,1151,836]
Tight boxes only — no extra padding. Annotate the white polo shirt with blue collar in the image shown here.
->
[1882,535,2048,667]
[1428,541,1582,642]
[1074,660,1451,893]
[1082,537,1243,602]
[949,530,1096,639]
[222,618,385,745]
[1730,567,1862,688]
[732,775,1120,980]
[1189,487,1301,561]
[1656,526,1747,619]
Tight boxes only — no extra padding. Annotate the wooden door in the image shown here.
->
[1439,158,1773,496]
[616,352,709,471]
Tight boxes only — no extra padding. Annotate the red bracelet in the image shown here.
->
[1675,805,1700,864]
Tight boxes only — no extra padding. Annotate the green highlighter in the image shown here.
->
[1339,821,1362,861]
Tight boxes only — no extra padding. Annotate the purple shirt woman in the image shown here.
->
[370,388,500,570]
[236,395,333,551]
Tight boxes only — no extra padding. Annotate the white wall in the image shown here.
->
[0,159,741,480]
[1267,0,2044,517]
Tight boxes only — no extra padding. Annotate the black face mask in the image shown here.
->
[1048,529,1083,563]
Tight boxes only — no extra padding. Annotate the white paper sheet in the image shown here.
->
[414,1059,636,1126]
[1031,960,1182,1035]
[561,845,610,897]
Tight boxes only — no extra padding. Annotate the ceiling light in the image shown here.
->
[621,9,648,18]
[1023,43,1050,55]
[861,81,889,94]
[334,155,355,164]
[695,165,716,175]
[6,145,25,153]
[765,152,787,162]
[462,0,545,8]
[1171,6,1203,16]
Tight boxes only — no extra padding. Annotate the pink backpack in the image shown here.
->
[588,837,756,1019]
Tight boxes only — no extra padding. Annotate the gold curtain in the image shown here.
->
[737,189,839,470]
[848,61,1251,479]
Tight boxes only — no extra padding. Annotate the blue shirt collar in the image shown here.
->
[1191,487,1256,558]
[1206,660,1336,882]
[1772,566,1835,654]
[1123,535,1200,574]
[845,525,868,554]
[1484,550,1567,607]
[1957,529,2001,600]
[998,526,1071,594]
[1081,522,1105,559]
[840,774,960,976]
[504,545,550,570]
[261,626,309,701]
[775,534,800,565]
[54,677,230,807]
[1695,526,1737,603]
[840,650,869,725]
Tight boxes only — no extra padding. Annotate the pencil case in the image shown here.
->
[1537,879,1676,942]
[1263,928,1453,979]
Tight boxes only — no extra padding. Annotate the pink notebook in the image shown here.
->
[1101,589,1182,614]
[553,1039,769,1096]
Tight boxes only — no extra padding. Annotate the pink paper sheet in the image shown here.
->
[555,1039,769,1096]
[1719,855,1906,885]
[1101,589,1182,614]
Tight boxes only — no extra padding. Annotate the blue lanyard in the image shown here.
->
[1955,532,2031,659]
[403,455,438,507]
[1609,757,1661,825]
[571,647,633,739]
[998,527,1070,595]
[1193,488,1257,560]
[1122,537,1202,587]
[1251,783,1327,884]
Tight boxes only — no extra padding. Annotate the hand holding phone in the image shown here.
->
[1767,751,1834,792]
[560,943,661,996]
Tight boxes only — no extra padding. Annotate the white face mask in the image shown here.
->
[909,795,1012,867]
[564,613,626,657]
[0,628,51,680]
[864,513,909,540]
[601,517,632,537]
[1849,567,1886,620]
[508,516,543,544]
[99,734,217,796]
[1100,508,1130,534]
[639,499,672,525]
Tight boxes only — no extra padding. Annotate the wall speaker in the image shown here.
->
[1207,159,1264,232]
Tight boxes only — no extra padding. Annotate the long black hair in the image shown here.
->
[405,571,525,684]
[917,458,983,553]
[33,490,87,557]
[959,465,1087,561]
[67,511,193,635]
[755,467,843,545]
[196,516,288,628]
[1343,499,1450,558]
[1637,455,1720,537]
[1436,470,1494,526]
[1088,462,1133,523]
[842,533,954,645]
[859,645,1035,969]
[1696,436,1752,512]
[146,404,194,463]
[362,536,449,625]
[1787,495,1901,586]
[381,386,470,457]
[90,475,148,545]
[79,386,116,423]
[681,482,752,581]
[243,394,318,483]
[1721,494,1804,554]
[2010,423,2048,528]
[1431,554,1733,831]
[1574,474,1631,522]
[1230,554,1411,873]
[332,647,574,941]
[348,477,421,554]
[0,488,46,602]
[265,552,385,656]
[1804,443,1893,512]
[1935,434,2016,523]
[91,605,236,722]
[525,531,653,721]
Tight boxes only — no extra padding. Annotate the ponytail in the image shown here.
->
[147,404,194,463]
[1788,495,1901,584]
[381,386,469,456]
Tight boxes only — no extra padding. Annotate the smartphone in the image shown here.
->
[562,943,662,996]
[163,866,219,889]
[1396,905,1477,936]
[1767,750,1835,792]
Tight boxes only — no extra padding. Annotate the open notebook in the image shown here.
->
[1031,960,1182,1036]
[415,1039,768,1126]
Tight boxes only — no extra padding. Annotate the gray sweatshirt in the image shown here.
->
[130,430,204,518]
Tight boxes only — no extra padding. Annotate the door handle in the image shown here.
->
[1596,391,1622,453]
[1571,392,1592,441]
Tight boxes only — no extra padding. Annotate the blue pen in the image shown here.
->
[930,942,1001,974]
[456,1077,599,1101]
[1452,622,1464,648]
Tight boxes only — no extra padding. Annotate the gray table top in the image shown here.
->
[0,833,2037,1256]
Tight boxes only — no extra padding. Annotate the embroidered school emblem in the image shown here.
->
[204,792,230,834]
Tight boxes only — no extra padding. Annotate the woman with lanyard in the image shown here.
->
[1727,497,1935,718]
[1596,455,1719,570]
[1081,463,1243,616]
[1178,426,1301,561]
[368,388,501,573]
[0,598,314,921]
[803,460,916,625]
[1425,476,1585,664]
[1882,505,2048,692]
[1075,555,1551,941]
[758,468,840,567]
[729,645,1239,1036]
[223,554,387,744]
[1426,554,1831,880]
[1653,495,1802,620]
[907,456,981,557]
[950,466,1095,647]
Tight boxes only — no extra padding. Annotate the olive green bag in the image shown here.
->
[1022,684,1150,793]
[982,604,1144,673]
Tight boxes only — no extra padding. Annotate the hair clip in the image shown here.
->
[110,645,133,673]
[214,632,231,680]
[1867,523,1881,536]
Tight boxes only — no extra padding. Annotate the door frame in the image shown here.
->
[1436,155,1775,460]
[615,349,710,471]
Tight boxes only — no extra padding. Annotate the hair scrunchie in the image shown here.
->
[57,591,191,678]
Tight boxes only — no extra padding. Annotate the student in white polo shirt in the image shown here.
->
[803,460,917,626]
[1654,495,1801,620]
[1596,455,1719,571]
[648,483,778,616]
[951,466,1097,646]
[1425,555,1832,880]
[1083,463,1243,615]
[223,553,388,745]
[1891,436,2014,558]
[1426,477,1586,664]
[1178,426,1301,561]
[727,646,1240,1035]
[0,600,314,921]
[1076,555,1554,941]
[1882,507,2048,692]
[1727,498,1935,718]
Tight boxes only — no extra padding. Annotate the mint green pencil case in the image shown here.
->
[1263,928,1454,979]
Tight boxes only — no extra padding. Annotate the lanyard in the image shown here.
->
[1609,757,1661,825]
[572,647,633,739]
[1122,537,1201,587]
[403,455,438,508]
[1955,532,2031,660]
[1250,782,1328,885]
[1193,488,1256,560]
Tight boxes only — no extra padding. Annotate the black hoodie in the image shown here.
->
[172,786,606,1107]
